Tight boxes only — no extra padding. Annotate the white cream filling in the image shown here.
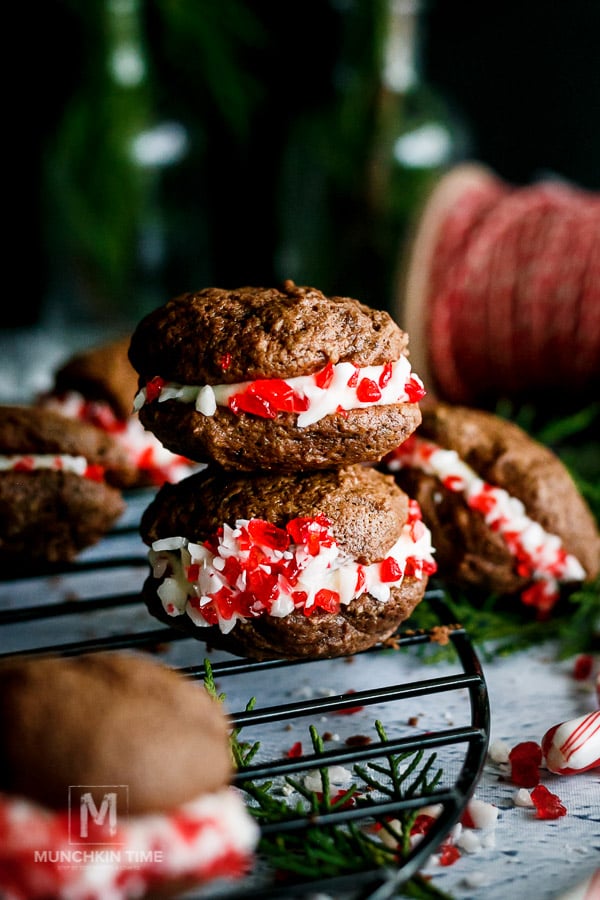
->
[385,436,586,599]
[150,512,436,634]
[133,357,424,427]
[0,454,88,475]
[43,391,195,481]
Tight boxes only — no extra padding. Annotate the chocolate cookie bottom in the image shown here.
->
[143,575,428,661]
[139,401,421,472]
[0,471,125,571]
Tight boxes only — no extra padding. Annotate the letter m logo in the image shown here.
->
[68,785,128,845]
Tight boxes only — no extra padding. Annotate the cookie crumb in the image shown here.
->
[345,734,372,747]
[429,624,461,645]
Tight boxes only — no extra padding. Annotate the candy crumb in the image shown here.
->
[462,872,489,889]
[480,830,496,850]
[463,798,499,829]
[513,788,534,808]
[378,818,402,849]
[456,829,482,854]
[418,803,444,819]
[488,739,511,764]
[303,766,352,793]
[508,741,542,787]
[572,654,594,681]
[530,784,567,819]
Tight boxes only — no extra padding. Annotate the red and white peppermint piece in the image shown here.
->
[461,797,499,830]
[542,710,600,775]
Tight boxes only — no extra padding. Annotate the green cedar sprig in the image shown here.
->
[202,660,453,897]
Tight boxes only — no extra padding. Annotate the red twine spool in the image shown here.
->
[402,164,600,406]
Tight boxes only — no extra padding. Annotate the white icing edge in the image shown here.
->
[0,454,88,475]
[43,391,195,482]
[385,437,587,594]
[150,514,437,634]
[133,358,423,427]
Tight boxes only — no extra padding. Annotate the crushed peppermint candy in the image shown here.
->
[508,741,542,787]
[42,391,194,485]
[377,804,464,867]
[572,654,595,681]
[0,453,104,481]
[303,766,353,794]
[488,739,511,765]
[460,797,499,830]
[530,784,567,820]
[455,828,482,854]
[384,435,587,613]
[150,505,436,634]
[133,357,426,428]
[513,788,535,808]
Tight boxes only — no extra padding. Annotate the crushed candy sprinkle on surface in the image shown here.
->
[530,784,567,820]
[508,741,542,788]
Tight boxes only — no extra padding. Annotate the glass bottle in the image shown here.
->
[274,0,466,313]
[43,0,189,329]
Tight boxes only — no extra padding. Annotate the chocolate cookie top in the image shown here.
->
[52,336,138,421]
[128,281,408,385]
[0,653,232,813]
[141,464,408,565]
[0,404,135,484]
[418,402,600,579]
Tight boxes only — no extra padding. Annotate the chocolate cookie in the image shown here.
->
[0,652,231,811]
[0,404,133,568]
[128,281,425,471]
[41,337,196,488]
[382,402,600,613]
[53,335,138,421]
[0,652,258,899]
[140,464,436,660]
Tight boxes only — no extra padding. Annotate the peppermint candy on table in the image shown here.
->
[541,710,600,775]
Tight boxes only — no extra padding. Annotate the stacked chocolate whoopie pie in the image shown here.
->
[128,280,438,660]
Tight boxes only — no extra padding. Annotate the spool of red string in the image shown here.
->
[401,163,600,407]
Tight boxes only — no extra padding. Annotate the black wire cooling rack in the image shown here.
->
[0,489,490,900]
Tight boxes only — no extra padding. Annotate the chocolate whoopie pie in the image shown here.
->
[128,281,425,472]
[139,464,436,660]
[0,405,134,569]
[52,335,139,421]
[382,402,600,613]
[0,652,258,899]
[40,336,196,488]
